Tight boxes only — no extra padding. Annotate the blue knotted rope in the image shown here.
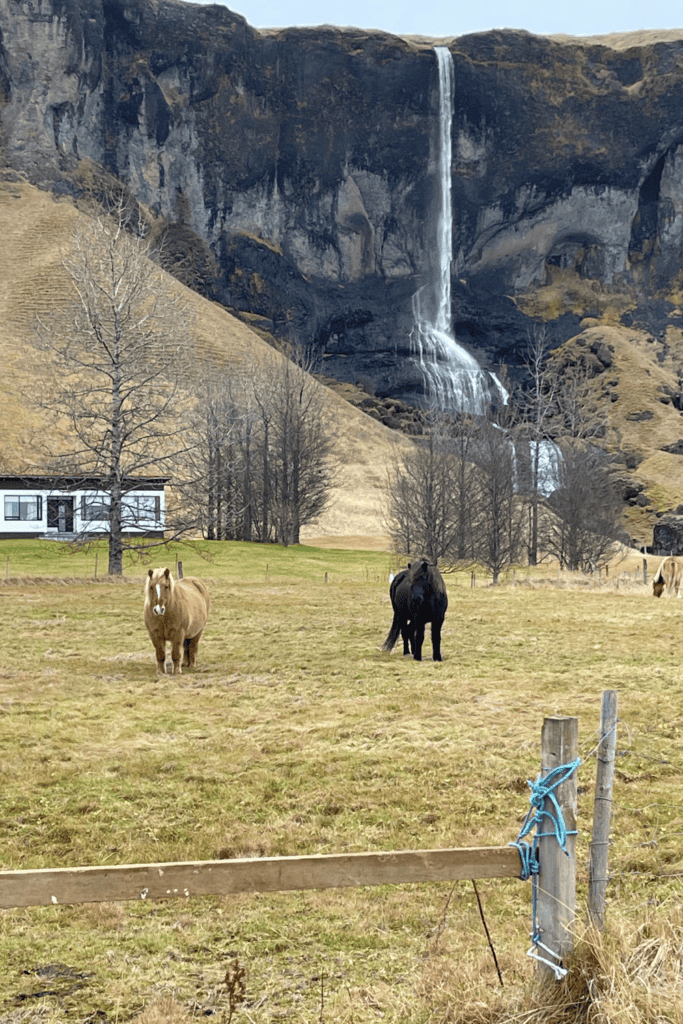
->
[509,757,581,979]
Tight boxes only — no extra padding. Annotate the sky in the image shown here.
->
[190,0,681,39]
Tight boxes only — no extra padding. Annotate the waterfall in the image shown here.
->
[410,48,561,493]
[410,47,507,415]
[534,439,562,496]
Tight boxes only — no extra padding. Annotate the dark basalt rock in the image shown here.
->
[653,514,683,555]
[4,2,683,400]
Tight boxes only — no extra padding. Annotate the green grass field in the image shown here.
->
[0,539,681,1023]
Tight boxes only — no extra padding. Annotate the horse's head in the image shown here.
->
[408,559,430,580]
[148,567,173,615]
[653,579,665,598]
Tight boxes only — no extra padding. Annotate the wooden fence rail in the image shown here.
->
[2,704,616,986]
[0,846,522,909]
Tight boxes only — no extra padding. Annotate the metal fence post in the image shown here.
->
[588,690,618,929]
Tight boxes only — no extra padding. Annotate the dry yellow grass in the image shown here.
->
[0,540,682,1023]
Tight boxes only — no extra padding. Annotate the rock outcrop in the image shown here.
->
[4,1,683,403]
[653,512,683,555]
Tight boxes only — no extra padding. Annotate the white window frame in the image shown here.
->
[80,494,110,522]
[4,495,43,521]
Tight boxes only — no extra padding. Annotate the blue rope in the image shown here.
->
[511,757,581,879]
[509,757,581,978]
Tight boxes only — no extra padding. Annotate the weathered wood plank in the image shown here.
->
[0,846,523,908]
[536,716,578,979]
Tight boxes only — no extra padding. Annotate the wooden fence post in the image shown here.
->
[588,690,618,930]
[642,558,647,585]
[536,716,578,980]
[177,561,183,579]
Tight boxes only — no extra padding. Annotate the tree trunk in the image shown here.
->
[108,480,124,575]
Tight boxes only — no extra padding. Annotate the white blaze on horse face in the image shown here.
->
[153,582,166,616]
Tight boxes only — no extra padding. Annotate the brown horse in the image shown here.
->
[652,556,683,598]
[144,568,210,675]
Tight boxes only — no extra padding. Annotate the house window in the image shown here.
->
[122,495,161,521]
[81,495,110,522]
[136,495,161,521]
[4,495,43,521]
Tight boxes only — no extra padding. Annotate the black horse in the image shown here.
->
[381,559,448,661]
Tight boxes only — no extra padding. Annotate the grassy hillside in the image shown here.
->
[517,269,683,547]
[0,172,414,546]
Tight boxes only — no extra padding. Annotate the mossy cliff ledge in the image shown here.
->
[3,0,683,410]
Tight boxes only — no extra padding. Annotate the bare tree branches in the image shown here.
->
[173,354,338,546]
[385,341,625,581]
[544,440,624,570]
[29,194,197,573]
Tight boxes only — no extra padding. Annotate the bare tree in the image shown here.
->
[517,323,562,565]
[385,427,458,563]
[264,355,337,545]
[176,353,337,545]
[385,408,478,564]
[170,372,246,541]
[446,413,481,564]
[544,439,623,571]
[470,416,526,584]
[30,194,196,574]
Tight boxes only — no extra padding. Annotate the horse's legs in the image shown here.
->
[184,635,200,668]
[413,621,425,661]
[151,638,167,675]
[431,619,443,662]
[400,620,412,656]
[170,633,185,674]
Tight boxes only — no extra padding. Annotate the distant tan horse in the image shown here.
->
[652,556,683,598]
[144,568,210,674]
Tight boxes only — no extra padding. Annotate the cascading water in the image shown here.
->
[410,46,507,416]
[410,47,560,494]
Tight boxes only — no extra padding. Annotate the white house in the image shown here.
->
[0,475,168,540]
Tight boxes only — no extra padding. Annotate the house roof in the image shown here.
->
[0,475,170,491]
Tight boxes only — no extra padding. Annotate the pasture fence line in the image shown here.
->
[0,697,620,985]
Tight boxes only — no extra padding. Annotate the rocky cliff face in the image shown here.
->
[3,0,683,409]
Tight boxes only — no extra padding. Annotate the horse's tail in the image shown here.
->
[653,558,668,584]
[381,615,402,653]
